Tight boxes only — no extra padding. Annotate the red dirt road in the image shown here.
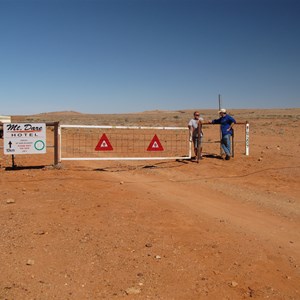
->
[1,109,299,299]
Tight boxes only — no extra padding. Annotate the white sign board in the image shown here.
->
[3,123,46,155]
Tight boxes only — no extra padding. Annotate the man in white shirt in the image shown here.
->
[188,111,203,160]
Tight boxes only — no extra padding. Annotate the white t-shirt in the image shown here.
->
[188,117,204,137]
[188,117,203,128]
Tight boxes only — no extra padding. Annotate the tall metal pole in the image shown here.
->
[218,94,222,156]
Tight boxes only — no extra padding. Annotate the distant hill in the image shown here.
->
[35,111,83,116]
[10,108,300,127]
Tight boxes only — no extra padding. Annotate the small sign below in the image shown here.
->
[95,133,113,151]
[147,134,164,151]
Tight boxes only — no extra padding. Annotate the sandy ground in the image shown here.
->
[0,108,299,299]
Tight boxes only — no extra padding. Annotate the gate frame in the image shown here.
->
[58,122,249,162]
[59,124,192,161]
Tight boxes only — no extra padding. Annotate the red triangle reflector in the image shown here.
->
[95,133,113,151]
[147,134,164,151]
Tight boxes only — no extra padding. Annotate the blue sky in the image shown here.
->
[1,0,299,115]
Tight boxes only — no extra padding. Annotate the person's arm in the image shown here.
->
[210,118,220,124]
[227,122,234,132]
[227,116,236,131]
[188,124,193,141]
[198,119,203,136]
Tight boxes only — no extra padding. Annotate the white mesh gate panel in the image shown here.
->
[60,125,191,161]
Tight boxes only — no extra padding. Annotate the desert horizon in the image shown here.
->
[9,107,300,127]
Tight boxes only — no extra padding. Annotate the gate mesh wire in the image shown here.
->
[60,127,190,159]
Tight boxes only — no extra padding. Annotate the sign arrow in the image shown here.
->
[8,141,12,148]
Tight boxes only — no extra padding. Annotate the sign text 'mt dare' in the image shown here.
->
[4,123,47,155]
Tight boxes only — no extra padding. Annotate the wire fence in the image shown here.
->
[60,125,191,161]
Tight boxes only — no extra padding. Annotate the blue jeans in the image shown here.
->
[221,134,231,156]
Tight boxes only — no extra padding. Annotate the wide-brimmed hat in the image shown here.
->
[218,108,227,114]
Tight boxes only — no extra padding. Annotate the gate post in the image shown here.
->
[54,122,60,166]
[245,122,250,156]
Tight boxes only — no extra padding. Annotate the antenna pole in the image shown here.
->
[218,94,222,156]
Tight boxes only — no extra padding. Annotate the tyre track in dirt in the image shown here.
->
[2,165,299,299]
[81,164,300,299]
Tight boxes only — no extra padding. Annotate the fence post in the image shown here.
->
[54,122,60,166]
[231,128,234,158]
[197,120,202,163]
[245,122,250,156]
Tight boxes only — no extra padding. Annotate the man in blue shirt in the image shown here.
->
[210,108,236,160]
